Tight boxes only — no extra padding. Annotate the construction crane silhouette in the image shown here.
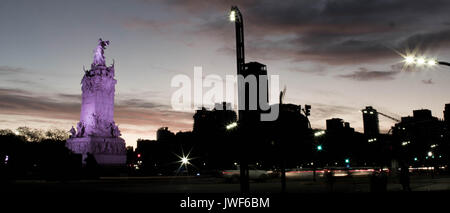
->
[375,111,401,135]
[378,112,401,123]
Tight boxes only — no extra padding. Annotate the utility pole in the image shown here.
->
[230,5,249,193]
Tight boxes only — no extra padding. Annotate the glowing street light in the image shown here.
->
[401,54,448,67]
[428,60,437,66]
[181,157,189,165]
[405,56,415,64]
[229,10,236,22]
[174,148,194,172]
[428,151,433,157]
[416,57,426,65]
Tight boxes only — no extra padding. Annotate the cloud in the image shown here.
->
[57,93,81,102]
[400,29,450,50]
[118,98,168,109]
[422,79,434,84]
[337,67,400,81]
[0,88,194,139]
[122,17,184,32]
[309,102,359,123]
[0,66,24,74]
[154,0,450,65]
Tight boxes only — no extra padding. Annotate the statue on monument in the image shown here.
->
[93,38,110,66]
[109,122,121,138]
[69,126,76,138]
[76,122,85,137]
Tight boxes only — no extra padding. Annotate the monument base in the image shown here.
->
[66,136,126,166]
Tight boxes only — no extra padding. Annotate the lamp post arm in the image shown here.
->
[438,61,450,67]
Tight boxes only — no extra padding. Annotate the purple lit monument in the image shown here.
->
[66,38,126,165]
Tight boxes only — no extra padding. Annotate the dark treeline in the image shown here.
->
[0,127,82,180]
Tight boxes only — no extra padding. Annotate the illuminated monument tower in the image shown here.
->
[66,38,126,165]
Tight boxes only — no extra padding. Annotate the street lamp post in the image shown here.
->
[230,5,250,194]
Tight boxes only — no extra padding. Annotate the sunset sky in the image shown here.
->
[2,0,450,147]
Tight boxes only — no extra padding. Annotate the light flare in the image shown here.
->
[427,59,437,66]
[405,55,415,64]
[417,57,425,65]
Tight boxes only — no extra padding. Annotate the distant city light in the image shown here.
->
[402,141,410,146]
[137,153,141,158]
[226,122,238,130]
[368,138,377,143]
[428,151,433,157]
[314,130,325,137]
[317,145,323,151]
[345,158,350,164]
[414,157,418,161]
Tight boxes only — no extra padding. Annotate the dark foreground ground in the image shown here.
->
[2,175,449,212]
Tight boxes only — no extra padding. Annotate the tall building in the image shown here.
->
[413,109,432,120]
[392,109,444,161]
[326,118,344,133]
[238,62,268,125]
[362,106,380,137]
[444,104,450,130]
[326,118,354,134]
[156,127,175,142]
[193,102,237,134]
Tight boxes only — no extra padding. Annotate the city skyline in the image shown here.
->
[2,0,450,147]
